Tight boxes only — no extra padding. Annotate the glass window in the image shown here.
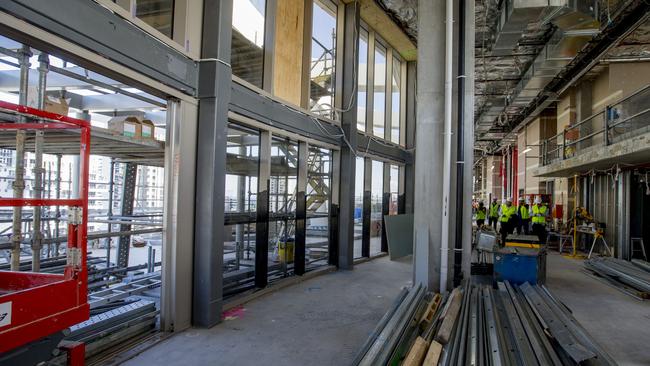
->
[309,1,337,118]
[391,57,401,144]
[370,160,383,255]
[232,0,266,88]
[389,165,399,215]
[269,137,298,279]
[357,29,369,131]
[354,157,365,258]
[373,43,386,138]
[135,0,175,38]
[306,147,332,270]
[113,0,175,39]
[223,125,259,276]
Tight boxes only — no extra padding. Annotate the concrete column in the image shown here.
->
[413,0,446,291]
[337,2,360,269]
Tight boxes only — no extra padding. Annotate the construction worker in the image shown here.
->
[476,201,487,229]
[488,197,499,231]
[518,197,531,235]
[531,196,548,243]
[499,198,517,244]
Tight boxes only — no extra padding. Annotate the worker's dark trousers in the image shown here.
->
[519,219,530,235]
[476,219,485,228]
[489,217,498,231]
[532,223,547,244]
[500,221,511,244]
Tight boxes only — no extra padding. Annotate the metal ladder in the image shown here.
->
[630,237,647,261]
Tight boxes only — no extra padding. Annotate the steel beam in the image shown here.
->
[192,0,232,328]
[336,2,360,269]
[0,0,198,96]
[117,162,137,268]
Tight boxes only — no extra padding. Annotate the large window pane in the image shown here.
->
[357,29,369,131]
[223,125,259,277]
[306,147,332,270]
[391,57,401,144]
[370,160,383,255]
[232,0,266,88]
[354,157,365,258]
[310,1,337,118]
[269,138,298,280]
[373,44,386,138]
[135,0,174,38]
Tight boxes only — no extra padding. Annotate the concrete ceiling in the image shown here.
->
[376,0,650,152]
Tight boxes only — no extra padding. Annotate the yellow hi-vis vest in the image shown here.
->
[489,203,499,218]
[532,204,547,224]
[519,205,530,220]
[500,205,517,222]
[476,207,486,220]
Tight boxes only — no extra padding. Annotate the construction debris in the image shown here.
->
[356,280,616,366]
[584,257,650,300]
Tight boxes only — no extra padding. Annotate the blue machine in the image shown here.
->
[493,247,546,285]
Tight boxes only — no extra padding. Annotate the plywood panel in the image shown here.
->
[273,0,305,105]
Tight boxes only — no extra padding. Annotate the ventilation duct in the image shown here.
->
[508,1,599,107]
[492,0,562,56]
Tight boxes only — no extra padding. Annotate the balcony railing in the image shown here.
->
[541,85,650,166]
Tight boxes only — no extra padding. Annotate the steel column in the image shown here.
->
[117,162,137,268]
[336,2,360,269]
[192,0,232,328]
[381,163,390,253]
[403,61,416,215]
[256,131,272,287]
[362,158,372,258]
[295,141,308,275]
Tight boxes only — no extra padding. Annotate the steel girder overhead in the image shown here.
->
[0,0,198,96]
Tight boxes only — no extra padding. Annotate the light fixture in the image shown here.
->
[521,147,532,154]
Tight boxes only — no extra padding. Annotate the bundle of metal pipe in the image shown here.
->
[584,257,650,300]
[358,280,615,366]
[439,281,616,366]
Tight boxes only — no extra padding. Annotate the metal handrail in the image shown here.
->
[541,83,650,166]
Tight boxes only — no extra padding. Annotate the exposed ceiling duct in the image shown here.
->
[492,0,559,56]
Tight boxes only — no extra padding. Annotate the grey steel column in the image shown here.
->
[402,61,416,215]
[329,150,340,265]
[117,162,137,268]
[461,0,475,278]
[362,157,371,257]
[256,131,272,287]
[193,0,232,327]
[381,163,390,253]
[337,2,360,269]
[295,141,308,275]
[414,0,446,291]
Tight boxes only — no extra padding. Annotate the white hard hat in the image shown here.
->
[534,196,541,204]
[502,199,506,204]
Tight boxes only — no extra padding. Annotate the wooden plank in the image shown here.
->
[402,336,429,366]
[422,340,443,366]
[434,288,462,344]
[273,0,305,105]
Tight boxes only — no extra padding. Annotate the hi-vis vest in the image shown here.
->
[519,205,530,220]
[489,203,499,218]
[476,207,486,220]
[532,205,547,224]
[500,205,517,222]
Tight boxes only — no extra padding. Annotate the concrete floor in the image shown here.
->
[122,256,413,366]
[121,252,649,366]
[545,253,650,366]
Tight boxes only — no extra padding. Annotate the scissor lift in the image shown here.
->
[0,101,90,364]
